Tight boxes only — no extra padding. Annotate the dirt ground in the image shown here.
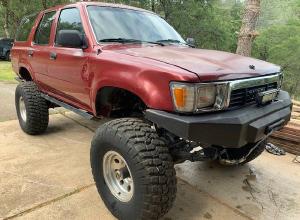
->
[0,111,299,220]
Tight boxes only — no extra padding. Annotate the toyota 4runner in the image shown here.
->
[11,2,292,220]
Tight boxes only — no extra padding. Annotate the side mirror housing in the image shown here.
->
[186,38,195,48]
[56,30,87,49]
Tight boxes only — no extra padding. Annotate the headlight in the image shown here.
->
[170,82,230,113]
[170,83,196,112]
[196,85,216,108]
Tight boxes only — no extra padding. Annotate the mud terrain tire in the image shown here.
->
[15,81,49,135]
[91,118,176,220]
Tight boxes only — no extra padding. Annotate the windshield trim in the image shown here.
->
[85,5,184,46]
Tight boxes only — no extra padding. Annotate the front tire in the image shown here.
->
[15,82,49,135]
[91,118,176,220]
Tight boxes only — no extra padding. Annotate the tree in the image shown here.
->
[252,0,300,99]
[236,0,261,56]
[0,0,71,38]
[0,0,10,37]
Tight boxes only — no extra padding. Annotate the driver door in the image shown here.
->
[47,7,91,110]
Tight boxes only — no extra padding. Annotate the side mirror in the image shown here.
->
[186,38,195,48]
[56,30,87,49]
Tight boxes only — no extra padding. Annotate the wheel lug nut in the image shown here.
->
[115,171,121,179]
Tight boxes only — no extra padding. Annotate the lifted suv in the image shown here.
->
[11,2,292,219]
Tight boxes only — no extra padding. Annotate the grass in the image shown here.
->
[0,61,15,81]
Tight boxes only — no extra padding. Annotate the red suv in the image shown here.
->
[11,2,292,219]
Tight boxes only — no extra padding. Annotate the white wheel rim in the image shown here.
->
[19,96,27,122]
[103,151,134,202]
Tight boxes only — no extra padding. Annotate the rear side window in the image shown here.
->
[55,8,84,45]
[34,11,56,45]
[16,14,38,42]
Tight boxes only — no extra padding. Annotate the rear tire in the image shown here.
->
[91,118,176,220]
[15,82,49,135]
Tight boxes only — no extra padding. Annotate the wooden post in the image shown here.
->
[236,0,261,57]
[42,0,47,9]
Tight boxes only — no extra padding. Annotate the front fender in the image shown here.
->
[89,53,199,115]
[90,70,175,114]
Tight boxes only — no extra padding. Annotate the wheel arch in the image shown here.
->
[93,86,147,117]
[19,66,33,81]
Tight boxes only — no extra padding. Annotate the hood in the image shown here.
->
[108,45,280,81]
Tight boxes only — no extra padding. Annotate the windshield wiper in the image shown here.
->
[99,38,165,46]
[156,39,189,46]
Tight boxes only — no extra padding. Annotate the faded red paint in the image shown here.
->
[11,2,281,115]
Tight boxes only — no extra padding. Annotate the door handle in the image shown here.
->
[28,50,34,57]
[50,52,57,60]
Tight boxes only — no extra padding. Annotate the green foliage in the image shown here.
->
[253,0,300,99]
[258,0,297,28]
[165,0,242,52]
[0,0,70,37]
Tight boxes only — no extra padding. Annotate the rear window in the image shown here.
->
[16,13,38,42]
[34,11,56,45]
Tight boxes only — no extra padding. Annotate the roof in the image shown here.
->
[45,1,153,14]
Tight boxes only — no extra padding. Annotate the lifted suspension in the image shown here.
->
[157,128,268,164]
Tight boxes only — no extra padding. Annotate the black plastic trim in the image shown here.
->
[41,93,94,120]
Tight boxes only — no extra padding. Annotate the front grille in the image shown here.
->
[229,82,278,108]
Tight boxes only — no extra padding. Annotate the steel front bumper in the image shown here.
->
[145,91,292,148]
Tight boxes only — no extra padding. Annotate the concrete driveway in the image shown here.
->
[0,111,299,220]
[0,82,17,122]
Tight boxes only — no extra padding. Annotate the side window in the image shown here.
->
[16,14,38,42]
[34,11,56,45]
[55,8,84,45]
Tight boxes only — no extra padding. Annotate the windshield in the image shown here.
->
[87,6,185,44]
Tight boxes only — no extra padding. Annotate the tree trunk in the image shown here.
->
[159,0,171,20]
[151,0,155,12]
[236,0,261,57]
[4,9,10,38]
[1,0,10,38]
[42,0,47,9]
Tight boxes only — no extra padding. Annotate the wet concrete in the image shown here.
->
[0,113,299,220]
